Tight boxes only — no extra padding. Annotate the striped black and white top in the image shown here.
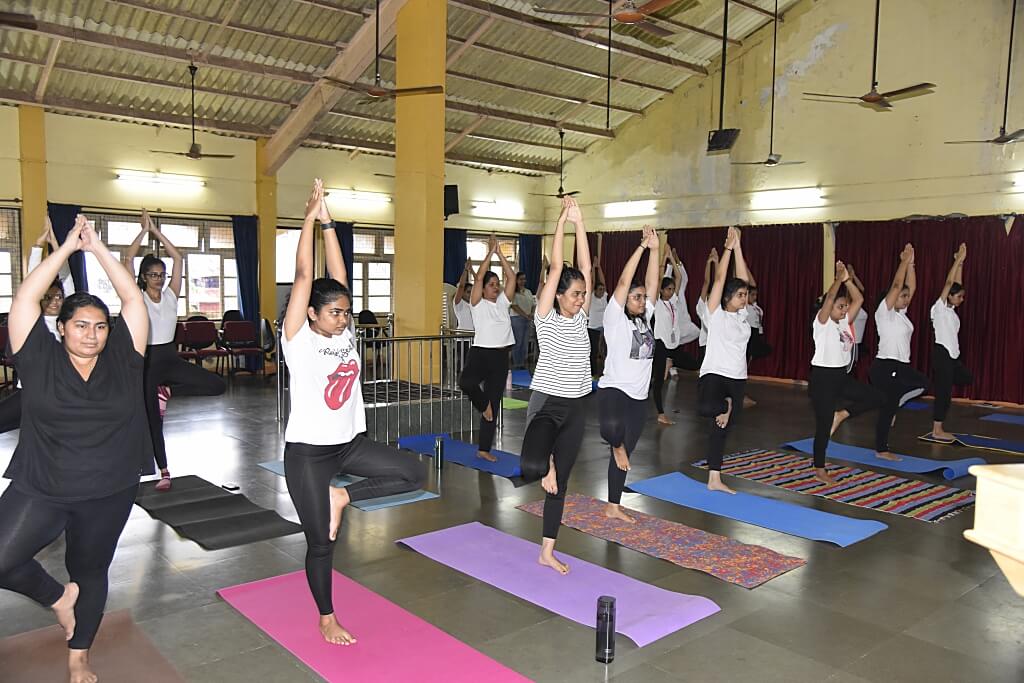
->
[530,307,592,398]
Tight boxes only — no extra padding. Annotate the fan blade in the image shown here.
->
[637,0,679,15]
[944,139,997,145]
[531,7,606,18]
[150,150,191,156]
[730,161,768,165]
[0,12,37,29]
[198,153,236,159]
[635,20,675,37]
[866,97,893,109]
[393,85,445,97]
[563,190,581,197]
[1000,128,1024,143]
[803,91,862,99]
[776,161,806,165]
[879,82,936,99]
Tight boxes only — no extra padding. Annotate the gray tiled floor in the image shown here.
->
[1,376,1022,682]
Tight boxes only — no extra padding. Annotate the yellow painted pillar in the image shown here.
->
[18,105,47,273]
[393,0,445,341]
[822,222,835,293]
[255,138,278,326]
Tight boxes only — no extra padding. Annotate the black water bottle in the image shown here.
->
[595,595,616,663]
[434,435,444,470]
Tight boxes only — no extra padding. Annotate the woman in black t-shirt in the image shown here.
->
[0,215,150,683]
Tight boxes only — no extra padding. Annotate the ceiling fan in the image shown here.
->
[150,64,235,160]
[733,0,803,166]
[946,0,1021,145]
[530,131,581,198]
[0,11,37,29]
[532,0,679,39]
[321,0,442,104]
[803,0,935,110]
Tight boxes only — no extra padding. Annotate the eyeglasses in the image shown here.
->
[144,272,167,280]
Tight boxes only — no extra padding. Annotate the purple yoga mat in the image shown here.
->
[398,522,720,647]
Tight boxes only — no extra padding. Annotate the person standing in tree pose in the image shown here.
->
[518,197,593,574]
[451,259,475,332]
[695,247,718,364]
[509,270,535,370]
[598,225,660,523]
[587,260,609,377]
[697,227,755,494]
[650,247,700,425]
[869,244,928,461]
[458,236,516,462]
[0,215,151,683]
[282,179,425,646]
[810,262,883,484]
[847,268,869,374]
[127,210,226,490]
[929,244,971,442]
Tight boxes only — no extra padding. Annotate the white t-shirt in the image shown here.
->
[144,290,178,345]
[695,297,710,347]
[530,308,592,398]
[282,323,366,445]
[654,295,682,348]
[471,293,514,348]
[598,299,655,400]
[699,306,751,380]
[510,290,535,318]
[453,300,474,332]
[588,294,609,330]
[930,298,960,359]
[811,315,856,368]
[747,303,764,332]
[875,300,914,363]
[852,307,868,343]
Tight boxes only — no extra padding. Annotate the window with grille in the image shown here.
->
[465,234,519,283]
[351,228,393,316]
[0,208,22,314]
[84,212,235,318]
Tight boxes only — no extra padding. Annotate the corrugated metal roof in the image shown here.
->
[0,0,801,175]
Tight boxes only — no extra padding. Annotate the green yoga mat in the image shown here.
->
[501,397,529,410]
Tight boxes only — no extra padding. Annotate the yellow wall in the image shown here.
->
[0,106,20,200]
[556,0,1024,231]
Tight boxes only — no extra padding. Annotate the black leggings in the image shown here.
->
[869,358,929,452]
[809,365,884,468]
[144,342,226,470]
[284,437,425,615]
[598,387,647,504]
[458,346,509,453]
[588,328,604,376]
[520,392,587,539]
[0,389,21,434]
[0,484,137,650]
[932,344,973,423]
[747,329,772,361]
[651,340,700,414]
[696,374,746,471]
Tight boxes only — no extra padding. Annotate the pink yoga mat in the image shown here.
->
[218,570,530,683]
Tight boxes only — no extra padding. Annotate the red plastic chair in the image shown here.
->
[183,321,227,373]
[174,322,197,362]
[220,320,263,375]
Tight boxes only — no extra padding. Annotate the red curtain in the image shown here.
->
[835,216,1024,404]
[595,231,645,286]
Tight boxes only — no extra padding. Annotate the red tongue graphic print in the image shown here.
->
[324,359,359,410]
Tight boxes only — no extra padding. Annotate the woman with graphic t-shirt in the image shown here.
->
[929,244,972,443]
[696,227,754,494]
[809,262,883,484]
[597,225,660,523]
[650,247,700,425]
[869,244,929,461]
[517,196,594,575]
[458,236,517,462]
[281,179,425,647]
[0,214,151,683]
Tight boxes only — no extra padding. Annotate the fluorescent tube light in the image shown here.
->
[603,200,657,218]
[115,170,205,190]
[471,199,524,220]
[326,189,392,205]
[749,187,824,210]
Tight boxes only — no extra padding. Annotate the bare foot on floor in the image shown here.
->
[538,552,570,575]
[477,450,498,462]
[604,503,635,523]
[715,398,733,429]
[707,471,736,494]
[876,451,902,462]
[328,486,351,541]
[319,614,357,645]
[743,396,757,409]
[52,582,79,641]
[68,650,97,683]
[541,458,558,496]
[830,409,850,436]
[931,425,956,441]
[482,404,494,422]
[813,467,838,486]
[657,414,674,426]
[611,445,630,472]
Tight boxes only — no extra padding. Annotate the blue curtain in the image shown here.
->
[336,222,354,284]
[232,215,260,371]
[518,234,542,292]
[443,228,467,285]
[47,202,86,292]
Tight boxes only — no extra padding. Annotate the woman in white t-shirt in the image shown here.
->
[809,262,883,484]
[281,180,425,647]
[650,248,700,425]
[510,272,536,369]
[868,244,929,461]
[451,259,475,332]
[127,210,225,491]
[929,244,972,442]
[847,270,869,374]
[517,197,593,575]
[695,247,717,360]
[597,226,659,523]
[457,236,516,462]
[696,227,753,494]
[587,264,608,376]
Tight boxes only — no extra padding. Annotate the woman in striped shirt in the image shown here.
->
[517,196,593,575]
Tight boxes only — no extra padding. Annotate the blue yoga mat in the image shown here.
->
[397,433,522,478]
[981,414,1024,426]
[951,433,1024,455]
[257,461,439,511]
[782,438,985,481]
[626,472,887,547]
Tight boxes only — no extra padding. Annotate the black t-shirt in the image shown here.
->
[4,316,152,500]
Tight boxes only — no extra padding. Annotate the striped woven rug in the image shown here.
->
[695,449,975,523]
